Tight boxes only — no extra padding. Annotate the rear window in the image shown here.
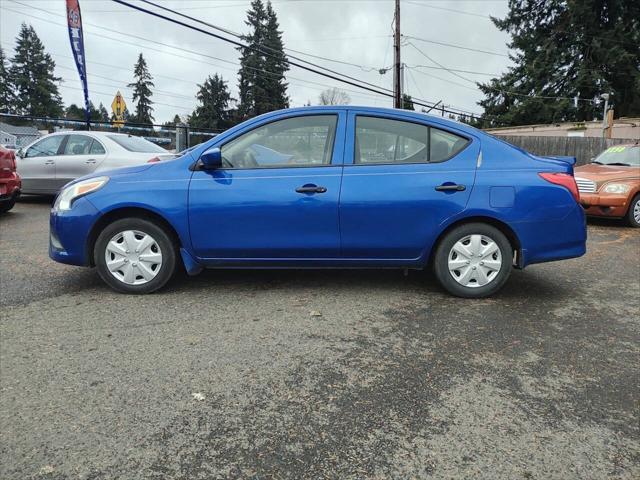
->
[107,135,166,153]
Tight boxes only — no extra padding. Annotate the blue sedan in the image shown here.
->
[49,106,586,298]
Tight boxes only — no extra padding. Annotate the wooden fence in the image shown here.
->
[495,136,637,166]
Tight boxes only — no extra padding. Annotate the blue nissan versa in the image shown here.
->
[49,107,587,298]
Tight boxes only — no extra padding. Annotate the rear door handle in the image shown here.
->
[44,160,55,165]
[435,184,466,192]
[296,185,327,194]
[85,159,97,164]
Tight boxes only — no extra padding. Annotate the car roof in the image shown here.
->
[251,105,488,138]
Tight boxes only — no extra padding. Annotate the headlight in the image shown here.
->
[603,183,630,194]
[54,176,109,211]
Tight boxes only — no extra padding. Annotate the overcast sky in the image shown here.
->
[1,0,512,123]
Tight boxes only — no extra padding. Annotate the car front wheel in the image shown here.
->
[94,217,177,294]
[627,194,640,228]
[433,223,513,298]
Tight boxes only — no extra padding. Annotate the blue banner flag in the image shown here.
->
[66,0,90,126]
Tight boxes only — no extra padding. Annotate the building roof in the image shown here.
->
[0,122,41,136]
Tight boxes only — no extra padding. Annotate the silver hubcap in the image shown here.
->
[634,199,640,224]
[105,230,163,285]
[448,234,502,288]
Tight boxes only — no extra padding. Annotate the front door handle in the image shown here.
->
[435,184,466,192]
[296,185,327,194]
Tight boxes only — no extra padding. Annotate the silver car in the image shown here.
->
[16,131,176,194]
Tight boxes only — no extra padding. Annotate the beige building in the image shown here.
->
[485,117,640,140]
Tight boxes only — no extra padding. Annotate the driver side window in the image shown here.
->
[25,135,64,158]
[221,115,338,169]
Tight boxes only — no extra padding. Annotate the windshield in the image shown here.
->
[592,145,640,166]
[108,135,167,153]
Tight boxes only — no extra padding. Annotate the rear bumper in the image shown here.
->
[517,202,587,267]
[0,176,21,201]
[49,196,100,266]
[579,192,630,218]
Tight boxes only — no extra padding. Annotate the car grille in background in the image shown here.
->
[575,177,597,193]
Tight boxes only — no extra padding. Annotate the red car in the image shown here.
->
[0,145,21,213]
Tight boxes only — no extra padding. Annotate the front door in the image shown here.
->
[188,112,346,261]
[17,135,65,194]
[55,134,107,188]
[339,112,479,262]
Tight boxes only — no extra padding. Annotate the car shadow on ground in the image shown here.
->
[586,216,631,229]
[157,264,572,303]
[17,194,55,205]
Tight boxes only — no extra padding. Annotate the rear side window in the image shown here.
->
[355,116,468,164]
[89,139,106,155]
[25,136,64,158]
[107,135,166,153]
[64,135,93,155]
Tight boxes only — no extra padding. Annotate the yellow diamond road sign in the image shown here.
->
[111,91,126,127]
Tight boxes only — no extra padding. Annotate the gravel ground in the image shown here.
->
[1,197,639,480]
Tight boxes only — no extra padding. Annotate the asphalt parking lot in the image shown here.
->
[1,197,639,479]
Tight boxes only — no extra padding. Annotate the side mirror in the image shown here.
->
[16,148,24,158]
[200,146,222,169]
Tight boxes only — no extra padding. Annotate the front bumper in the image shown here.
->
[579,192,629,218]
[49,196,101,266]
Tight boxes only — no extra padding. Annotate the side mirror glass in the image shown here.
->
[200,146,222,169]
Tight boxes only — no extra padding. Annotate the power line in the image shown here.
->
[402,34,509,58]
[111,0,477,116]
[136,0,395,93]
[4,0,483,118]
[1,7,391,104]
[405,0,492,19]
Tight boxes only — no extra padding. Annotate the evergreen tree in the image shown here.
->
[238,0,268,119]
[65,103,85,120]
[237,0,289,118]
[478,0,640,127]
[127,53,155,124]
[190,74,232,129]
[9,23,63,117]
[263,1,289,110]
[66,101,109,122]
[402,94,415,111]
[0,47,14,113]
[97,103,110,122]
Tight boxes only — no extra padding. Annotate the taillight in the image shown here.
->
[539,172,580,202]
[147,156,160,163]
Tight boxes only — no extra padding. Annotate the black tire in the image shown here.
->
[433,223,513,298]
[627,194,640,228]
[94,217,177,294]
[0,197,16,213]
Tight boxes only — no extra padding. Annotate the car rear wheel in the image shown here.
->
[94,218,177,294]
[627,195,640,228]
[0,197,17,213]
[433,223,513,298]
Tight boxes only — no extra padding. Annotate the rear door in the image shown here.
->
[339,111,479,261]
[17,135,65,193]
[55,134,107,188]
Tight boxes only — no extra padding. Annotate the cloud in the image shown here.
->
[1,0,512,122]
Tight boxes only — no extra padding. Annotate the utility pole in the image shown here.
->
[393,0,401,109]
[600,93,610,139]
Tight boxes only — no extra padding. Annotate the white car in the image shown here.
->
[16,131,177,194]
